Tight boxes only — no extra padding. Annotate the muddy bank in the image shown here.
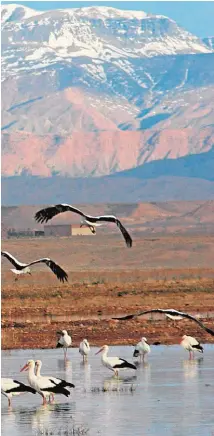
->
[2,274,214,349]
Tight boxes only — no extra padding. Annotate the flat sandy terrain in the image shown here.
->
[1,233,214,349]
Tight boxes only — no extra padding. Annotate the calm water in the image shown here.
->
[1,345,214,436]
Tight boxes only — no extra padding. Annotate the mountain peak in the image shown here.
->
[71,6,151,20]
[1,3,42,22]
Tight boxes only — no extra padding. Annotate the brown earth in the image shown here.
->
[1,234,214,350]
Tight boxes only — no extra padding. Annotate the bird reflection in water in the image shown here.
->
[102,374,137,392]
[57,358,71,371]
[182,357,203,379]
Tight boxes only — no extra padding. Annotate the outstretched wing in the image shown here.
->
[112,308,214,337]
[90,215,132,247]
[35,204,85,224]
[116,219,132,248]
[1,251,26,268]
[182,312,214,336]
[27,258,68,282]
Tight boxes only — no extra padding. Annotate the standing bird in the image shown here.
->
[20,360,70,405]
[112,308,214,337]
[180,335,203,359]
[79,339,90,362]
[1,251,68,283]
[35,360,75,403]
[133,337,151,362]
[35,204,132,247]
[56,330,72,359]
[1,378,37,407]
[95,345,137,376]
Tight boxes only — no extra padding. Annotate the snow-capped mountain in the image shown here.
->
[203,37,214,50]
[1,4,214,178]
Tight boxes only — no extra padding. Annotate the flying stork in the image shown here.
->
[112,308,214,337]
[1,251,68,282]
[35,204,132,247]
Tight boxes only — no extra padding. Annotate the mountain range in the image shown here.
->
[1,3,214,202]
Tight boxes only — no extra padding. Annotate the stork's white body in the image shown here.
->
[180,335,203,359]
[96,345,137,376]
[21,360,70,405]
[35,360,74,402]
[57,330,72,359]
[1,378,35,406]
[11,268,30,275]
[79,339,90,362]
[133,337,151,361]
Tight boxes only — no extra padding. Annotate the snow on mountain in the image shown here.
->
[1,3,42,23]
[203,37,214,50]
[1,3,211,82]
[1,4,214,178]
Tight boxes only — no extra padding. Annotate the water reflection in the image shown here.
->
[57,358,71,372]
[182,357,204,380]
[1,346,214,436]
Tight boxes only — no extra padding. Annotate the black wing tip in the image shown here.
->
[126,237,132,248]
[34,210,48,224]
[57,271,68,283]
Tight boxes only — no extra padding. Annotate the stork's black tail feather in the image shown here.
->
[6,381,36,394]
[192,344,203,353]
[41,385,70,397]
[56,342,63,348]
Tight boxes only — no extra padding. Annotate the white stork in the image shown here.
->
[35,204,132,247]
[1,378,37,407]
[95,345,137,376]
[35,360,75,403]
[79,339,90,362]
[20,360,70,405]
[56,330,72,358]
[133,337,151,362]
[112,308,214,337]
[180,335,203,359]
[1,251,68,282]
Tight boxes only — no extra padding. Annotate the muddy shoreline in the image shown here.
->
[2,273,214,350]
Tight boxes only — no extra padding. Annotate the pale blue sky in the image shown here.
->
[2,1,214,37]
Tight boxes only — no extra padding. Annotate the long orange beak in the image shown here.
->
[20,363,29,372]
[95,347,104,355]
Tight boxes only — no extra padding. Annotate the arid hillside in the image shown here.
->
[2,200,214,237]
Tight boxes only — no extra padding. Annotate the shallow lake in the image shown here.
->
[1,345,214,436]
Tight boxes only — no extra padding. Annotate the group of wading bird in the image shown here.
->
[1,203,214,407]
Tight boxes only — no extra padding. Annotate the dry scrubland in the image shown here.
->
[1,233,214,349]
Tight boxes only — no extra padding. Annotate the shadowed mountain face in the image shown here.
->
[1,4,214,181]
[2,149,214,205]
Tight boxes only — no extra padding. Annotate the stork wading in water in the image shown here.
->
[180,335,203,359]
[79,339,90,362]
[133,337,151,362]
[1,251,68,283]
[20,360,70,405]
[96,345,137,377]
[35,204,132,247]
[112,308,214,337]
[1,378,37,407]
[56,330,72,359]
[35,360,75,403]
